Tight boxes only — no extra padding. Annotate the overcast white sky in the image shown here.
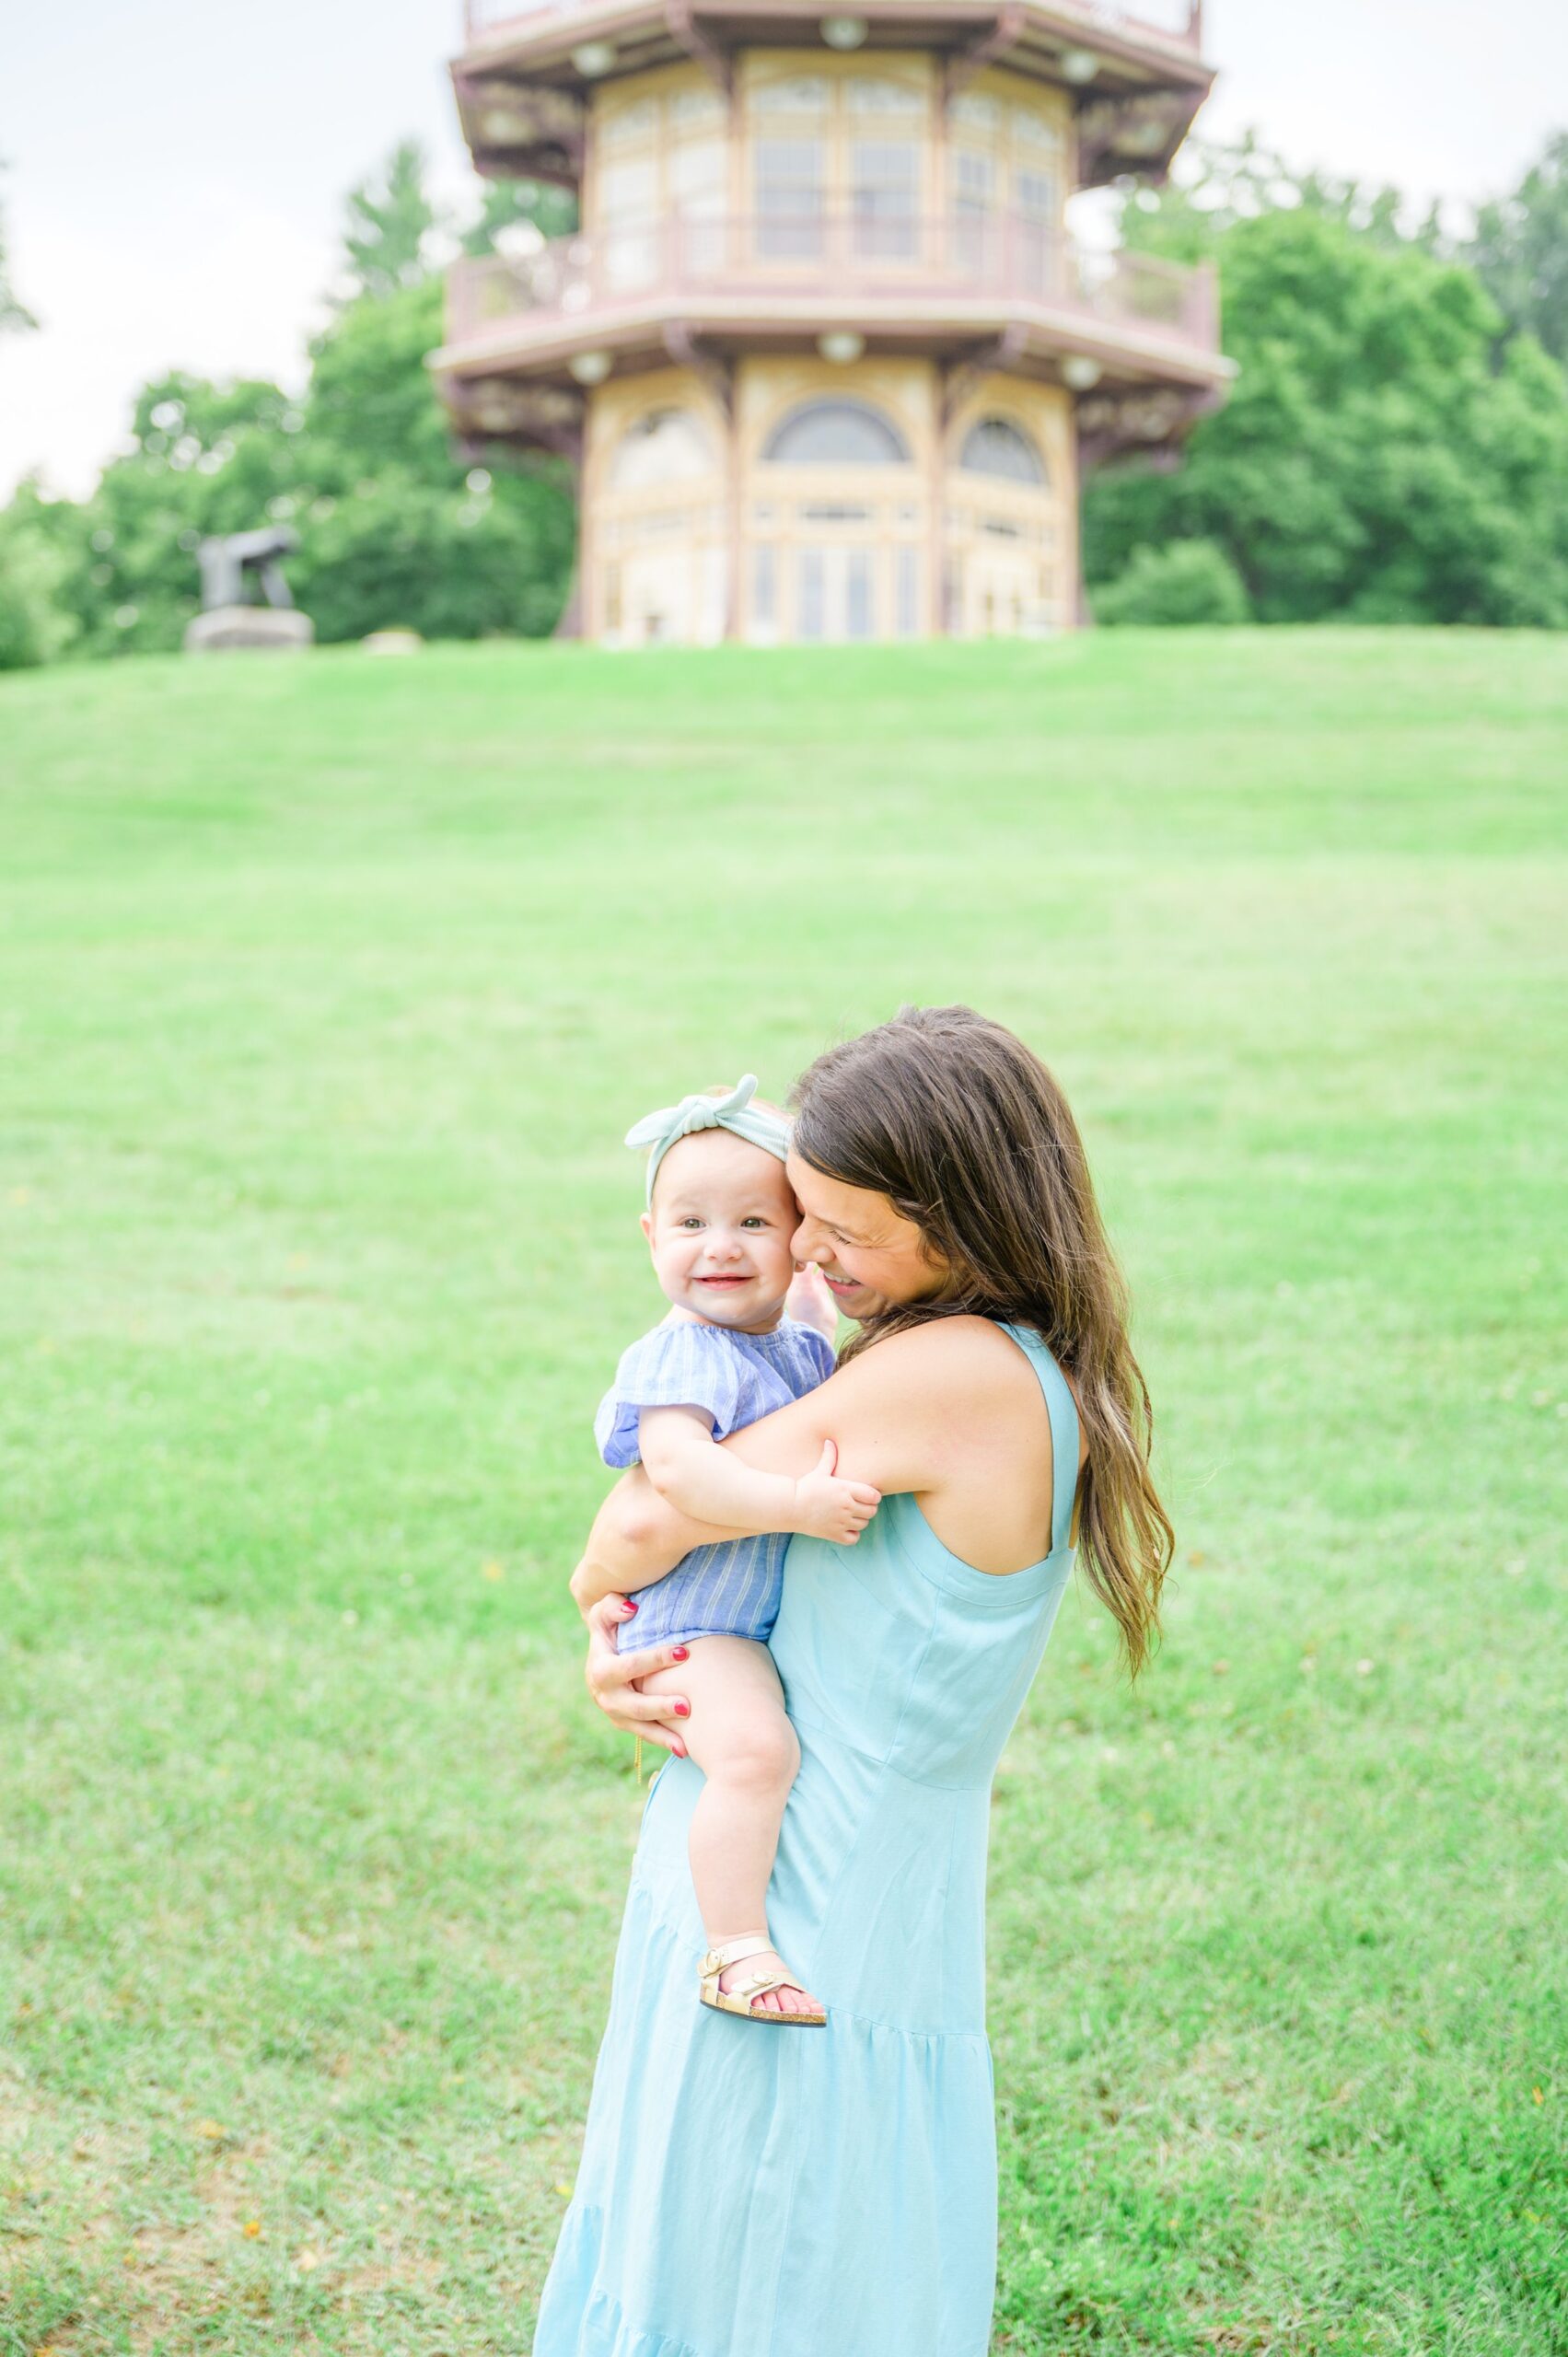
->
[2,0,1563,499]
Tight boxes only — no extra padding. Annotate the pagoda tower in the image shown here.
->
[434,0,1231,644]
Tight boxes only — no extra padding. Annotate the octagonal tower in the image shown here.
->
[434,0,1232,644]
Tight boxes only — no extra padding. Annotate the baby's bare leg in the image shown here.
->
[640,1637,819,2017]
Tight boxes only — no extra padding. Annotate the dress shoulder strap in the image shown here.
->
[1000,1323,1080,1557]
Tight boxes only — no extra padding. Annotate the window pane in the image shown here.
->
[955,150,993,201]
[846,75,924,116]
[1016,168,1057,221]
[756,138,825,259]
[752,543,776,627]
[897,545,920,636]
[845,550,874,640]
[600,158,656,216]
[797,549,825,641]
[1012,106,1062,152]
[959,416,1047,483]
[764,400,911,465]
[750,75,830,117]
[854,140,919,259]
[672,86,724,130]
[948,92,1000,134]
[602,98,658,148]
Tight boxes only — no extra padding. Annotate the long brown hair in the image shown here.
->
[791,1005,1172,1678]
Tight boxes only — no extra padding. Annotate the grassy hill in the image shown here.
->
[2,632,1564,2356]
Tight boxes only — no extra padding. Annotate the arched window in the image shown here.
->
[610,408,715,492]
[763,399,911,466]
[958,416,1047,485]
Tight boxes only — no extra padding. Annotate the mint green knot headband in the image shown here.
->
[625,1074,791,1206]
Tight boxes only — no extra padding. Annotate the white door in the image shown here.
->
[795,545,877,642]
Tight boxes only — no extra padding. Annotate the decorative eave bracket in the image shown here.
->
[939,321,1028,427]
[946,2,1027,101]
[664,322,735,420]
[667,0,733,94]
[1075,379,1224,472]
[453,69,587,184]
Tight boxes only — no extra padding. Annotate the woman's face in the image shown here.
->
[786,1152,949,1323]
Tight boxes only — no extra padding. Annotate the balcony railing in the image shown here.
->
[446,214,1220,354]
[464,0,1202,49]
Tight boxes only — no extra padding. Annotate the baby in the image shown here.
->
[593,1074,880,2027]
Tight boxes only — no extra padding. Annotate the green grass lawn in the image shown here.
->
[2,630,1564,2357]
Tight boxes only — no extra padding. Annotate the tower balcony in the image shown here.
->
[436,213,1225,420]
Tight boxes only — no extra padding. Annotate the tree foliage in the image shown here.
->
[339,138,442,302]
[290,278,574,642]
[0,486,75,668]
[1468,132,1568,367]
[1,157,38,333]
[1086,144,1568,627]
[1093,538,1249,625]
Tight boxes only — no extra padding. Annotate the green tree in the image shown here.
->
[1084,206,1568,626]
[340,138,442,301]
[0,482,75,667]
[28,373,304,656]
[1093,538,1249,625]
[1469,131,1568,368]
[2,157,38,331]
[294,277,573,640]
[460,177,577,257]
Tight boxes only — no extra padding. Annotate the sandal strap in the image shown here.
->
[726,1969,798,2003]
[703,1933,774,1973]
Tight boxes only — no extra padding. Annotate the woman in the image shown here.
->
[539,1006,1171,2357]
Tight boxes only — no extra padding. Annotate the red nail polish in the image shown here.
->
[622,1600,638,1616]
[674,1701,691,1718]
[671,1645,690,1661]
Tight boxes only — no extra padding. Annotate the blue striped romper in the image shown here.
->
[595,1313,836,1654]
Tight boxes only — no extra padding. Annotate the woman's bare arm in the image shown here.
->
[638,1406,879,1546]
[571,1322,1017,1610]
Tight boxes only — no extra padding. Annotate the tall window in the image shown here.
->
[752,543,777,633]
[755,138,825,260]
[852,139,920,261]
[951,149,994,277]
[763,400,911,466]
[897,546,921,637]
[797,549,826,640]
[1016,167,1060,298]
[600,157,658,289]
[844,550,874,639]
[670,136,726,273]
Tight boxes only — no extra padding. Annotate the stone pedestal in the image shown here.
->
[184,606,314,653]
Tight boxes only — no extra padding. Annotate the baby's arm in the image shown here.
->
[638,1405,879,1547]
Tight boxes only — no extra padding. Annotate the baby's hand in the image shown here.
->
[791,1438,881,1545]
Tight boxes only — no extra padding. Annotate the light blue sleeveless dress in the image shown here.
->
[534,1324,1079,2357]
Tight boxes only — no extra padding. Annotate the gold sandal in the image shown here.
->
[698,1934,827,2027]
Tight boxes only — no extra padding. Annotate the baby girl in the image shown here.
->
[591,1074,879,2027]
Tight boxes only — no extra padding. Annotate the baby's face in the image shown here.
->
[642,1130,798,1332]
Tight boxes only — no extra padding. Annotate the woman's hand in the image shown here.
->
[582,1593,691,1759]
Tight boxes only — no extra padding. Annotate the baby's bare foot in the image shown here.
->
[718,1947,824,2018]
